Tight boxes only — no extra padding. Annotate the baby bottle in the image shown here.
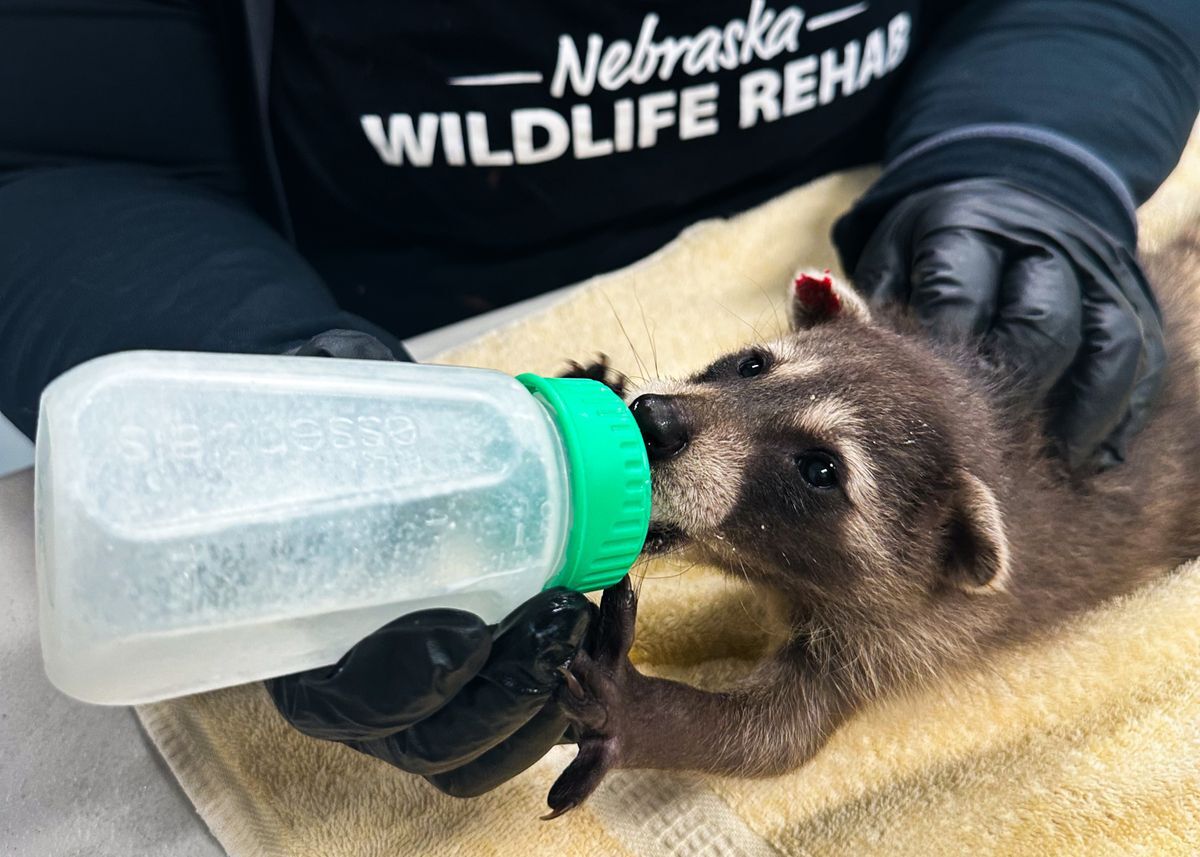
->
[34,351,650,704]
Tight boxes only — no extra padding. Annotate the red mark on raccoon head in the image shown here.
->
[794,271,841,319]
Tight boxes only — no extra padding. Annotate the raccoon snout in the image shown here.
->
[630,394,689,461]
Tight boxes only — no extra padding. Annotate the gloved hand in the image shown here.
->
[265,328,597,797]
[843,179,1165,472]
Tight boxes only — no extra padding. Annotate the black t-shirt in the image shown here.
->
[3,0,1197,439]
[270,1,920,331]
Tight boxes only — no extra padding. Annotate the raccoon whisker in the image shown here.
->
[604,365,636,392]
[745,274,789,339]
[711,297,769,344]
[631,286,662,382]
[730,270,791,339]
[630,567,646,601]
[600,290,651,382]
[638,559,702,581]
[728,553,782,639]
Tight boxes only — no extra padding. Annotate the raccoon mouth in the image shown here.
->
[642,522,687,555]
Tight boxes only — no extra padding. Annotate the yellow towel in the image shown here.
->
[137,130,1200,856]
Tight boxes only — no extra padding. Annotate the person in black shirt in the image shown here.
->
[1,0,1197,796]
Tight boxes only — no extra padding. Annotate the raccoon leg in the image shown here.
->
[545,578,842,818]
[558,353,627,398]
[542,575,639,819]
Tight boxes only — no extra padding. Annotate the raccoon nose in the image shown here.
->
[630,394,689,460]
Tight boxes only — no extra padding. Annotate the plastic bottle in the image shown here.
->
[35,351,650,705]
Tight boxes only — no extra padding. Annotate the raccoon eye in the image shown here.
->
[796,451,838,490]
[737,354,767,378]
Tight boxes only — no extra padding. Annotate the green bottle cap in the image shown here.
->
[517,373,651,593]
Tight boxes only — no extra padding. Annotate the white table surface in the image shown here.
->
[0,285,578,856]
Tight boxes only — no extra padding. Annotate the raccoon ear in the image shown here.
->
[789,269,870,330]
[940,470,1011,594]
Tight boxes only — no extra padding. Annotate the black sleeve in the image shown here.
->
[0,165,408,439]
[834,0,1200,266]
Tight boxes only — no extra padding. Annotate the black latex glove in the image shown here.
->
[265,328,597,797]
[842,179,1164,472]
[284,328,401,361]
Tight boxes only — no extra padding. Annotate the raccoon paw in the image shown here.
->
[558,354,627,398]
[543,576,639,819]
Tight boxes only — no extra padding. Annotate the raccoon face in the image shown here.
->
[631,272,1010,602]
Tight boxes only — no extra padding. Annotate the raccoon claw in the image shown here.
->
[559,354,627,398]
[546,577,641,817]
[543,737,619,819]
[547,655,619,818]
[556,651,612,731]
[593,575,638,663]
[557,664,586,699]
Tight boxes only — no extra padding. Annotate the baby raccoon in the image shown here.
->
[545,234,1200,818]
